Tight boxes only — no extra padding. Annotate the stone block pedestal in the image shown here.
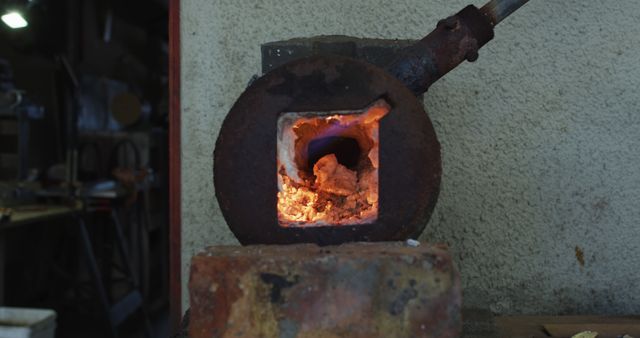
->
[188,242,461,338]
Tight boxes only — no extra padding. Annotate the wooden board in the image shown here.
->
[545,322,640,338]
[497,316,640,338]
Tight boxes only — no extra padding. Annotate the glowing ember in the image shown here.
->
[277,99,390,227]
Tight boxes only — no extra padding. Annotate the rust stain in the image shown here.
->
[592,199,609,210]
[575,246,585,267]
[188,255,251,337]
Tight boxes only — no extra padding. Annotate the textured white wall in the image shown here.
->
[181,0,640,314]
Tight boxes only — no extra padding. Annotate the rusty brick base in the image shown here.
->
[188,242,461,338]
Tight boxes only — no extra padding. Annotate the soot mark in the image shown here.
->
[389,287,418,316]
[260,273,299,303]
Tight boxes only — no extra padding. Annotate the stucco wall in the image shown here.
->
[180,0,640,314]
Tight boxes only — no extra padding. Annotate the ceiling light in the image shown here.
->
[1,12,28,29]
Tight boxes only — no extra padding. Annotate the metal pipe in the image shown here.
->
[385,5,495,94]
[385,1,531,94]
[480,0,530,26]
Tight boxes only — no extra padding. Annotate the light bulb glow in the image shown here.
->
[1,12,28,29]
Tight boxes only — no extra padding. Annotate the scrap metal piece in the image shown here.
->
[261,36,416,74]
[406,239,421,247]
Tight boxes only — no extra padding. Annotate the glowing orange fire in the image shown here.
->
[277,100,390,227]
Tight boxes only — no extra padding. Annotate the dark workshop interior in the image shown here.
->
[0,0,169,337]
[2,0,640,337]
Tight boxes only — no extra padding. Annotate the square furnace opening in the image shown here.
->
[277,99,390,227]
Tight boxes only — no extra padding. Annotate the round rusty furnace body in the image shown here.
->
[214,56,441,245]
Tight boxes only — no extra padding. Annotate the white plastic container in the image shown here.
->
[0,307,56,338]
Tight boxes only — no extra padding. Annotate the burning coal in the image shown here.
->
[277,99,390,227]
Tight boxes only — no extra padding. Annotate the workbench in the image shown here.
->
[0,203,80,304]
[0,200,153,336]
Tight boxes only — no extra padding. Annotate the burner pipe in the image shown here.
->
[385,0,530,95]
[481,0,531,26]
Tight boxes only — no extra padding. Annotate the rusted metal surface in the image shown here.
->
[188,242,461,338]
[262,36,416,73]
[214,56,441,245]
[385,5,495,95]
[480,0,531,26]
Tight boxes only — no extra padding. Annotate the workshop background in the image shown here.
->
[0,0,169,336]
[180,0,640,315]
